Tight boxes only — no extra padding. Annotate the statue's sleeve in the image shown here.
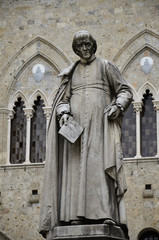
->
[106,61,133,112]
[56,80,71,118]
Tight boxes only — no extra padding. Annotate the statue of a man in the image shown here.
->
[39,30,132,239]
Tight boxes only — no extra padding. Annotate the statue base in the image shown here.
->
[48,224,126,240]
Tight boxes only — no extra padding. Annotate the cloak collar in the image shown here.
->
[58,54,96,78]
[80,54,96,64]
[57,61,80,78]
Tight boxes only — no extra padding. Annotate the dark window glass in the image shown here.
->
[10,98,26,164]
[30,96,46,163]
[141,90,157,157]
[140,230,159,240]
[122,103,136,158]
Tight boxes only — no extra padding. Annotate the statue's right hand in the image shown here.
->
[59,113,69,128]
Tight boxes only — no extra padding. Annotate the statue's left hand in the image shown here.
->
[59,113,70,128]
[105,105,121,120]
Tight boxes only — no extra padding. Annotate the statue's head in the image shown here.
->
[72,30,97,60]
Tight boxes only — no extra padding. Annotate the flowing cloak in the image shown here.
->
[39,58,133,237]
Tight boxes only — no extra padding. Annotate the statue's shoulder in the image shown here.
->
[98,58,116,68]
[98,58,109,64]
[98,58,120,73]
[97,58,112,72]
[58,61,80,78]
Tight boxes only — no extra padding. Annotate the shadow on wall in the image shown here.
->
[0,230,15,240]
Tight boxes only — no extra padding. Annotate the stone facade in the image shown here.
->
[0,1,159,240]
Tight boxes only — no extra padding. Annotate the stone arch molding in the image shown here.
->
[138,82,158,101]
[0,37,71,107]
[113,29,159,73]
[131,82,159,102]
[29,89,48,108]
[8,89,49,110]
[138,227,159,240]
[129,85,138,102]
[8,90,28,109]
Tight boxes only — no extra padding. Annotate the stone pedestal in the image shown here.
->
[48,224,126,240]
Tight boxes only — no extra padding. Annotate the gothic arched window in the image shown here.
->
[139,230,159,240]
[30,96,46,163]
[10,97,26,164]
[122,103,136,158]
[141,90,157,157]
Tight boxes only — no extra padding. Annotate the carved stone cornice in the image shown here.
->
[24,108,34,119]
[43,107,52,119]
[0,108,10,114]
[153,100,159,111]
[7,109,15,120]
[132,101,143,112]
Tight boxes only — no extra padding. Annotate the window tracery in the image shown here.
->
[139,230,159,240]
[122,103,136,158]
[141,90,157,157]
[10,97,26,164]
[7,84,159,163]
[122,87,158,159]
[8,92,51,164]
[30,96,46,163]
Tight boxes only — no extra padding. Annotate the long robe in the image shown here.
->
[39,57,133,237]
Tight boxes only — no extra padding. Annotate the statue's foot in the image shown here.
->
[103,219,116,225]
[71,220,83,225]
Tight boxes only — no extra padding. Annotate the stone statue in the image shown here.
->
[39,30,133,239]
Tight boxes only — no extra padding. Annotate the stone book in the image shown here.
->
[58,117,83,143]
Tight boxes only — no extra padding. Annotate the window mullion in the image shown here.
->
[24,108,34,164]
[133,102,143,158]
[7,110,15,164]
[43,107,52,130]
[153,100,159,157]
[43,107,52,162]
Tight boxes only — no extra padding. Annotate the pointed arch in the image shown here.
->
[1,37,71,79]
[0,37,71,107]
[122,45,159,74]
[138,228,159,240]
[138,82,158,101]
[129,84,138,102]
[29,89,48,108]
[30,90,47,163]
[14,53,60,80]
[113,29,159,72]
[9,90,28,109]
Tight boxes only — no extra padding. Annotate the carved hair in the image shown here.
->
[72,30,97,55]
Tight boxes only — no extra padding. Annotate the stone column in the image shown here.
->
[7,109,15,164]
[133,102,142,158]
[153,100,159,157]
[24,108,34,164]
[43,107,52,162]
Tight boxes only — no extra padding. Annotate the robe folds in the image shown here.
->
[39,58,133,237]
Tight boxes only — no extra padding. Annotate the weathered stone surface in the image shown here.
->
[52,224,125,240]
[0,1,159,240]
[124,160,159,239]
